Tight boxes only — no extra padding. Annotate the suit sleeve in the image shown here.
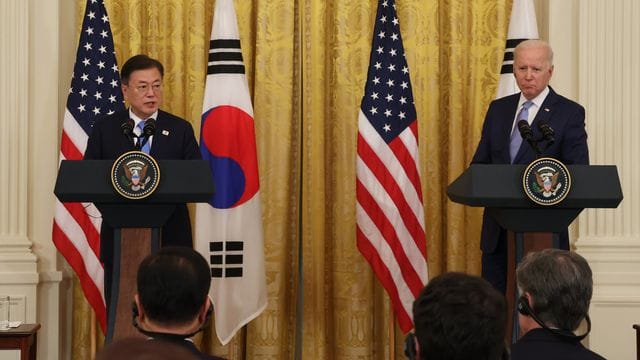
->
[182,123,202,160]
[471,104,494,164]
[560,104,589,165]
[83,123,102,160]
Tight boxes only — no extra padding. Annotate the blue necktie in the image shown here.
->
[136,120,151,154]
[509,101,534,163]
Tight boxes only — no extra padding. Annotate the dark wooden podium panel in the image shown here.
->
[108,228,158,342]
[505,232,555,344]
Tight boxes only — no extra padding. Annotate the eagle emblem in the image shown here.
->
[522,158,571,206]
[534,170,561,197]
[122,161,150,191]
[111,151,160,199]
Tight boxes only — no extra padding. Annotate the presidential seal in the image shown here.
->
[111,151,160,199]
[522,157,571,206]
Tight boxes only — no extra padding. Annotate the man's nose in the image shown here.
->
[524,69,533,79]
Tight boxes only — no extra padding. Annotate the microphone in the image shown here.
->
[538,122,555,146]
[120,119,136,148]
[517,120,534,143]
[517,120,541,157]
[137,119,156,151]
[142,118,157,137]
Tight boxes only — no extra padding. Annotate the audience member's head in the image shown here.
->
[135,246,212,337]
[516,248,593,335]
[96,337,197,360]
[410,272,507,360]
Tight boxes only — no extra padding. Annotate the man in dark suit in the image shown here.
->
[84,54,201,305]
[134,247,224,360]
[512,249,604,360]
[471,39,589,293]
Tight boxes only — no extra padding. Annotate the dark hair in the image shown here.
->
[121,54,164,85]
[413,272,507,360]
[137,246,211,326]
[516,248,592,331]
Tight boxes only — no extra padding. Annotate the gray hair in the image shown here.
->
[516,249,592,330]
[514,39,554,66]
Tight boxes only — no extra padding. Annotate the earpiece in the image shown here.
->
[516,295,532,316]
[517,295,591,341]
[404,332,417,360]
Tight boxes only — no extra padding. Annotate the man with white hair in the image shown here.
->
[471,39,589,294]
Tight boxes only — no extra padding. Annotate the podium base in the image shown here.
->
[505,231,558,344]
[106,228,160,343]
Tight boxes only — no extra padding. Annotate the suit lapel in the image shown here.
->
[531,88,558,130]
[149,111,166,158]
[501,94,520,164]
[117,110,136,153]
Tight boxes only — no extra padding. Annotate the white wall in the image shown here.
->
[0,1,76,359]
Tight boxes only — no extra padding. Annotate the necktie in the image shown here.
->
[136,120,151,154]
[509,101,534,163]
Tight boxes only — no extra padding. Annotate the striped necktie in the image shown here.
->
[509,101,534,163]
[136,120,151,154]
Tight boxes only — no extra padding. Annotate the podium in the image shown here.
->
[54,159,214,342]
[447,164,623,341]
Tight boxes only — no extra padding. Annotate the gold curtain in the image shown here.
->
[70,0,511,359]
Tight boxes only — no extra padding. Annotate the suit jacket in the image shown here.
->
[84,109,201,263]
[511,328,605,360]
[148,338,225,360]
[179,340,226,360]
[471,87,589,253]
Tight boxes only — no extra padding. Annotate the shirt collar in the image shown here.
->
[518,86,550,110]
[128,109,158,127]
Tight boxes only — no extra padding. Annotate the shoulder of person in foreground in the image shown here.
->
[95,337,198,360]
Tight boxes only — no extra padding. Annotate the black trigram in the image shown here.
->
[209,241,244,278]
[207,39,245,75]
[500,38,529,74]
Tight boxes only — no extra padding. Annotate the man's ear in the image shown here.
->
[197,296,212,324]
[121,84,129,102]
[134,294,146,321]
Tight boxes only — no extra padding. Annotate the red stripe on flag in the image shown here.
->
[356,178,424,296]
[389,122,423,200]
[61,132,84,161]
[53,222,106,332]
[357,134,426,251]
[62,202,101,257]
[356,226,413,331]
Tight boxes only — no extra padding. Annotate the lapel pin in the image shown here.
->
[162,130,169,136]
[544,108,550,112]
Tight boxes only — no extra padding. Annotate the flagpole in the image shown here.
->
[91,312,96,357]
[389,309,395,360]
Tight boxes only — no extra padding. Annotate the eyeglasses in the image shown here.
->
[132,82,163,94]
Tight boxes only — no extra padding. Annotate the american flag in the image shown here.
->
[53,0,124,333]
[356,0,428,332]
